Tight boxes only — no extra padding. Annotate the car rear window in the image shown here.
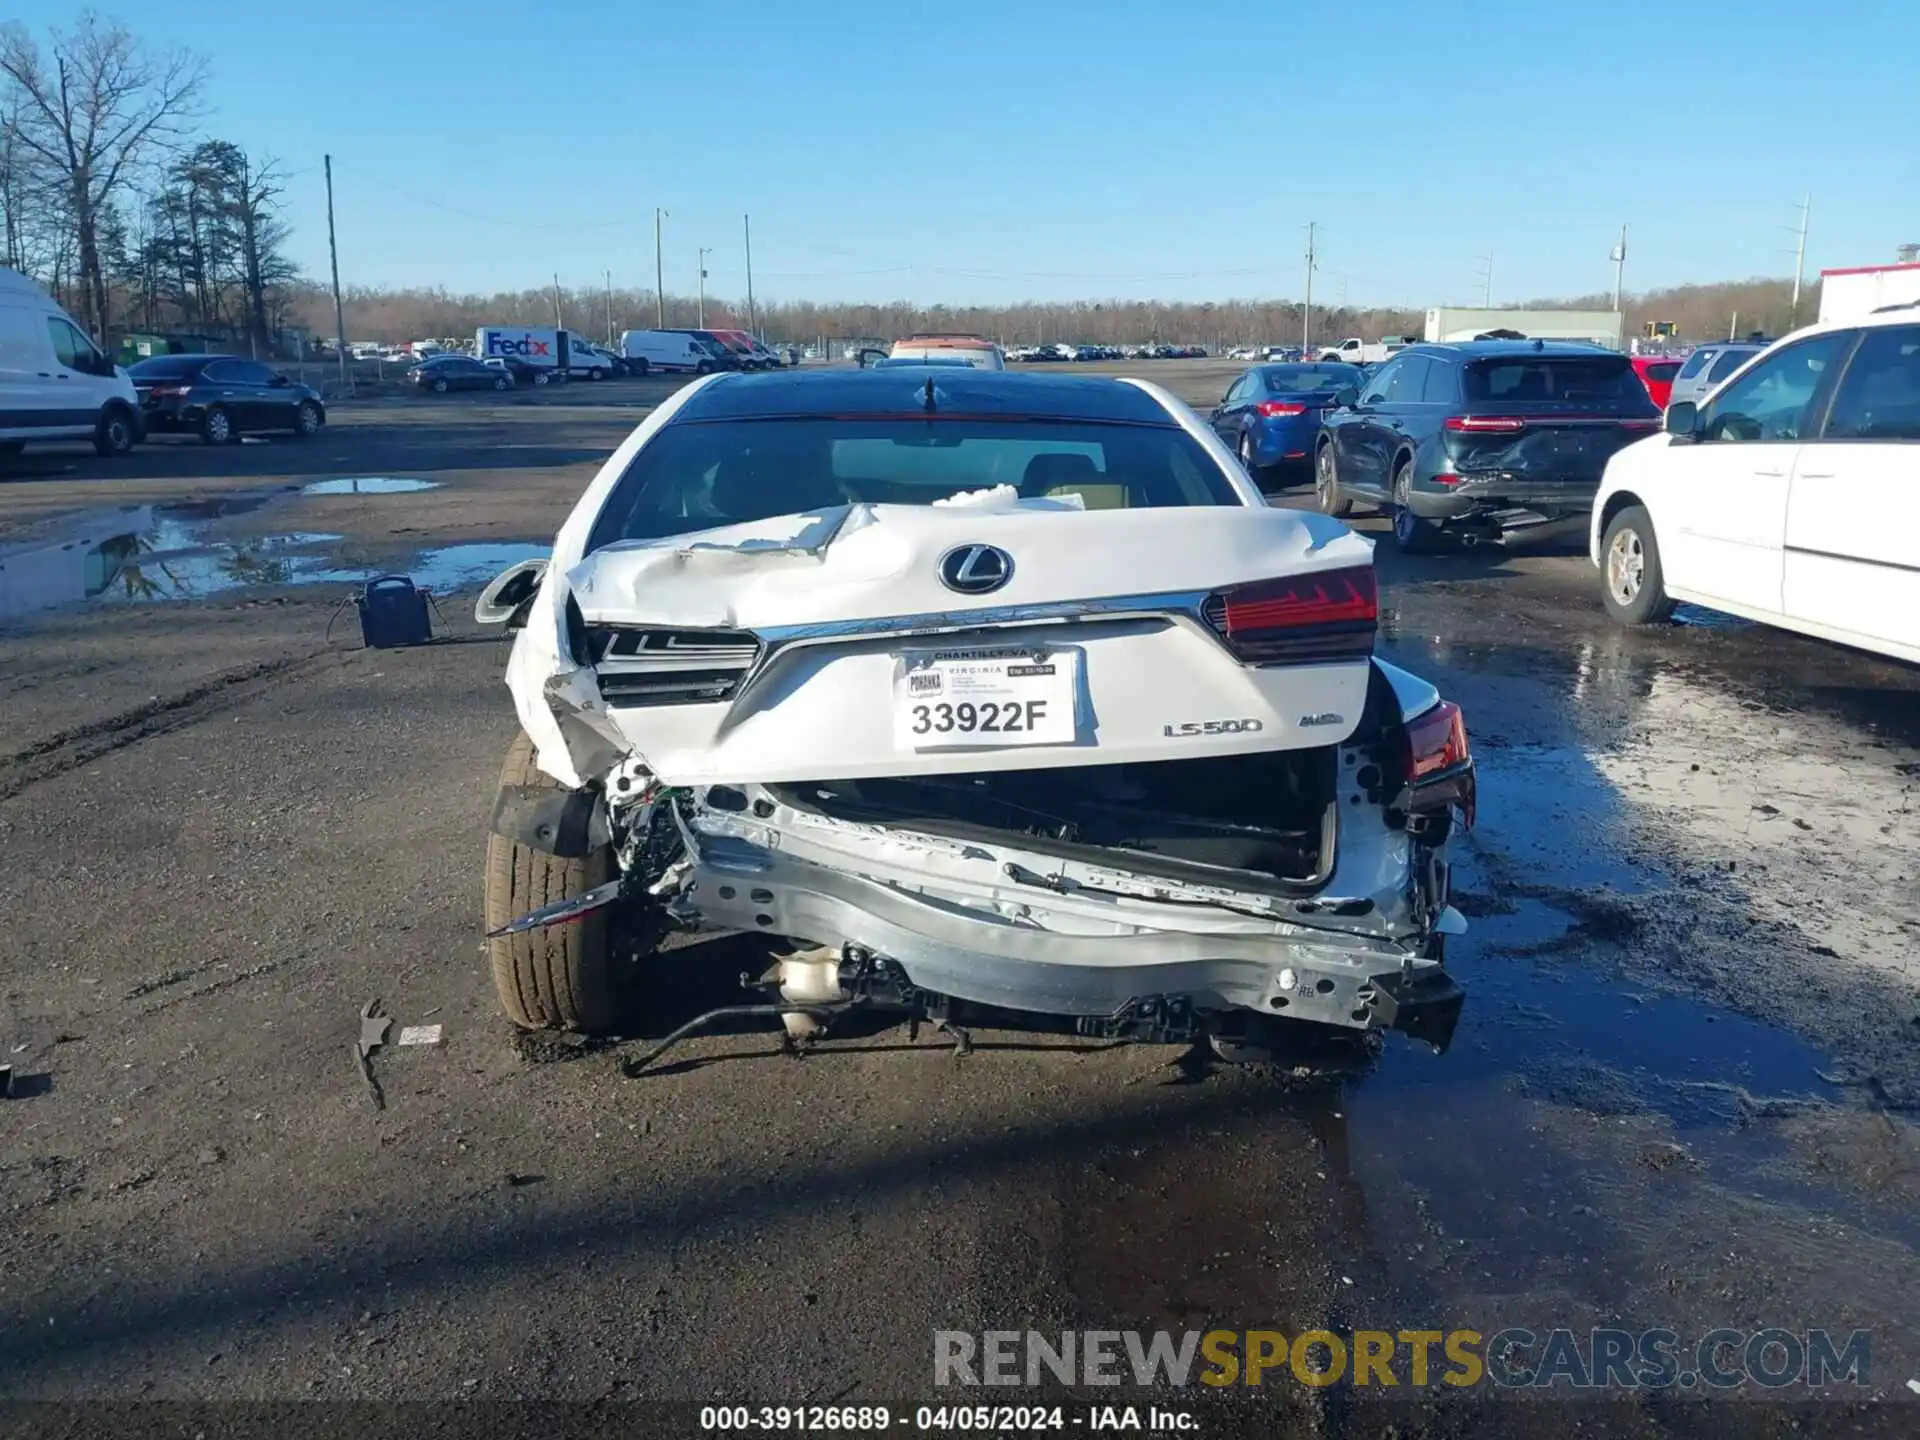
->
[587,418,1241,551]
[1261,364,1360,392]
[1676,350,1713,379]
[129,356,209,379]
[1643,362,1681,383]
[1463,355,1644,403]
[1707,348,1756,382]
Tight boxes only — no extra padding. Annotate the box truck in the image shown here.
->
[474,327,609,381]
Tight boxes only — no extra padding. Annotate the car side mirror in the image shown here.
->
[1333,386,1359,409]
[271,374,290,387]
[1663,401,1699,440]
[473,557,549,629]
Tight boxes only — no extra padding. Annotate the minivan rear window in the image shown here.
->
[1463,355,1644,403]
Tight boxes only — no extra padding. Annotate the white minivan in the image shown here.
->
[1593,304,1920,664]
[1,267,142,458]
[618,329,722,375]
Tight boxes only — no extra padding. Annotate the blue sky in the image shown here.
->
[17,0,1918,305]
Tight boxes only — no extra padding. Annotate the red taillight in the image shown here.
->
[1444,415,1527,434]
[1205,564,1377,665]
[1255,400,1307,417]
[1405,700,1470,781]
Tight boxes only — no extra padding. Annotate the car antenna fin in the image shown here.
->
[923,377,937,412]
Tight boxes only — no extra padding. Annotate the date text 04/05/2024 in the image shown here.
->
[697,1405,1197,1431]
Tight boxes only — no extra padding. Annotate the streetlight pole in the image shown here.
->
[655,208,667,327]
[1302,221,1315,355]
[1789,194,1811,329]
[744,214,756,339]
[697,247,711,327]
[605,269,614,346]
[1610,224,1628,313]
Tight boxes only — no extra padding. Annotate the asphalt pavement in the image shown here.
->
[2,364,1917,1437]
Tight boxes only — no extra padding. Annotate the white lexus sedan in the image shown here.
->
[1592,305,1920,663]
[473,366,1477,1061]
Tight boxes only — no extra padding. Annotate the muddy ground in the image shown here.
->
[2,363,1918,1437]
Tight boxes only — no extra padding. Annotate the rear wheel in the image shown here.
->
[1314,441,1353,517]
[492,375,509,391]
[483,732,624,1032]
[1388,460,1442,554]
[293,401,322,437]
[1237,429,1270,487]
[199,405,236,445]
[1600,504,1675,625]
[93,405,136,457]
[533,371,550,386]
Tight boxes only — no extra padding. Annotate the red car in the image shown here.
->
[1631,354,1683,409]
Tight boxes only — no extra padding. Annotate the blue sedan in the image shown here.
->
[1208,362,1366,490]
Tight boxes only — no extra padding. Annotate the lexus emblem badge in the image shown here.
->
[938,544,1014,595]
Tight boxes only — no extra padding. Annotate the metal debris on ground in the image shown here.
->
[356,999,393,1110]
[397,1024,443,1046]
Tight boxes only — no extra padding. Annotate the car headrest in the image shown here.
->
[1020,452,1100,494]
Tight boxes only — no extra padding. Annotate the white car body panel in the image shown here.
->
[1592,313,1920,665]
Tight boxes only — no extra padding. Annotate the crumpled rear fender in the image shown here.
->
[505,372,727,788]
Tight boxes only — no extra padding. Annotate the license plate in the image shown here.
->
[894,648,1078,749]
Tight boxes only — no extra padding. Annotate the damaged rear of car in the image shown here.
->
[482,367,1475,1060]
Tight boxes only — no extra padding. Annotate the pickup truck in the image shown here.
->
[1315,336,1415,365]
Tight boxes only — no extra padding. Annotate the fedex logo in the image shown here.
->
[484,334,552,358]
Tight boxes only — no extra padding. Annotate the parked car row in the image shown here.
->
[1005,343,1210,362]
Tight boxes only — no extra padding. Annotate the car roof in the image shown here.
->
[670,367,1179,425]
[1406,340,1629,361]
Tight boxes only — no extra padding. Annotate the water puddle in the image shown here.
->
[0,502,546,619]
[305,542,550,593]
[301,477,441,495]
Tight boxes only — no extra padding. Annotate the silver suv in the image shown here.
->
[1666,341,1766,409]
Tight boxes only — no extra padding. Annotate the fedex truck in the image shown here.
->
[473,327,610,381]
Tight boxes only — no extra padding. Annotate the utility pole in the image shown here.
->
[744,214,757,339]
[604,269,614,345]
[655,208,667,327]
[551,273,563,328]
[1475,248,1495,307]
[1302,221,1316,354]
[324,155,350,393]
[1789,194,1810,328]
[697,247,711,327]
[1610,223,1628,312]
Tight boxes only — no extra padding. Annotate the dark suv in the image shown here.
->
[1313,340,1661,552]
[129,354,326,445]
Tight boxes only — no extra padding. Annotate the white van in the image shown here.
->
[0,268,142,457]
[618,329,722,375]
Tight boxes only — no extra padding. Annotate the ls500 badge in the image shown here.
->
[1163,718,1265,737]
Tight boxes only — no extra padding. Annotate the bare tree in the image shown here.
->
[0,12,205,336]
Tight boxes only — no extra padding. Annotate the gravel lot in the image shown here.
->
[3,362,1918,1436]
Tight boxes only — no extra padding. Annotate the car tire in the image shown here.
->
[587,367,603,382]
[533,371,550,386]
[1600,504,1676,626]
[1314,441,1353,517]
[492,375,509,391]
[199,405,236,445]
[431,377,449,394]
[93,404,136,457]
[632,358,650,376]
[1236,429,1272,487]
[695,359,714,375]
[1387,460,1442,554]
[484,731,624,1033]
[293,401,322,438]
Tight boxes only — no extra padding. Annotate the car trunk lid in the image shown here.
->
[561,499,1380,785]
